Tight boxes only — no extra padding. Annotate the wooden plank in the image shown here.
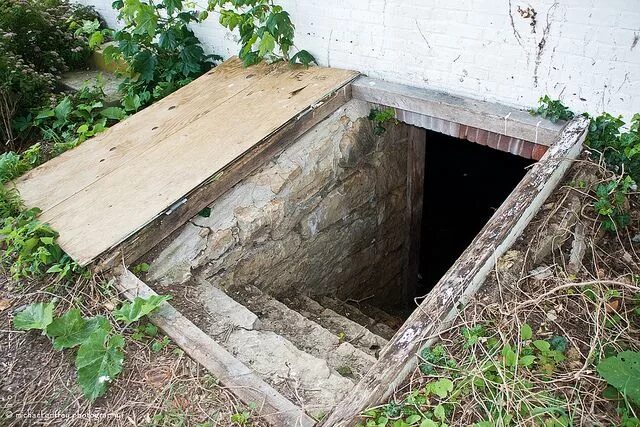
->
[402,126,426,308]
[352,76,565,146]
[320,116,589,426]
[97,85,352,270]
[116,269,316,427]
[15,60,358,266]
[15,58,273,212]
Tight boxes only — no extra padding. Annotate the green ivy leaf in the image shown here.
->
[13,302,54,331]
[75,329,125,401]
[46,310,111,350]
[113,295,171,325]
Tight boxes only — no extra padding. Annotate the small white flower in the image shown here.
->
[98,375,111,384]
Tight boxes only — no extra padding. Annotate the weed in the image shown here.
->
[368,108,397,136]
[529,95,574,123]
[13,294,171,401]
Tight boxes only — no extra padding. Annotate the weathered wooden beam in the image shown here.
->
[97,85,353,270]
[116,269,316,427]
[402,126,426,307]
[352,76,565,146]
[320,116,589,426]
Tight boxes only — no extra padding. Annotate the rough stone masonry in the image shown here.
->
[146,100,411,308]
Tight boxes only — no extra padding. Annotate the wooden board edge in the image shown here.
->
[320,116,589,426]
[93,82,354,270]
[115,268,316,427]
[352,76,565,146]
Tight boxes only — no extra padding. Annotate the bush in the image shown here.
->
[0,0,100,149]
[107,0,218,111]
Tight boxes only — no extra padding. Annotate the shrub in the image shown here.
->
[107,0,218,111]
[0,0,101,149]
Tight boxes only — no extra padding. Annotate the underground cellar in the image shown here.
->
[13,59,590,426]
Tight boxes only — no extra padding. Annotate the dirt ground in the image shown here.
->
[0,273,268,427]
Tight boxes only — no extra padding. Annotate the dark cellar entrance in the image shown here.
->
[415,130,535,298]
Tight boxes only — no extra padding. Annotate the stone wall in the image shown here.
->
[146,100,410,307]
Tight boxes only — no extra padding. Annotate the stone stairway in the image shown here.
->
[156,277,398,420]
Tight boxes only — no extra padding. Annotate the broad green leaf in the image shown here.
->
[427,378,453,398]
[35,109,55,120]
[100,107,126,121]
[290,50,317,67]
[405,414,421,424]
[520,323,532,340]
[518,355,536,367]
[420,420,437,427]
[133,4,158,37]
[76,329,125,401]
[163,0,183,14]
[433,404,445,422]
[258,31,276,57]
[46,310,111,350]
[597,351,640,406]
[54,98,73,121]
[132,50,158,82]
[179,44,206,75]
[502,344,517,367]
[113,295,171,325]
[533,340,551,352]
[13,302,54,331]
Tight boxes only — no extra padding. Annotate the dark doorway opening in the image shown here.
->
[416,130,535,297]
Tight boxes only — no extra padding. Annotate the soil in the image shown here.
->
[0,273,267,427]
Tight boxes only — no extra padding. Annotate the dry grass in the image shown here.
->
[366,157,640,426]
[0,271,267,426]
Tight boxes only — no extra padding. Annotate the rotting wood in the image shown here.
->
[97,85,353,270]
[116,268,316,427]
[351,76,564,146]
[402,126,426,308]
[320,116,590,426]
[13,58,358,266]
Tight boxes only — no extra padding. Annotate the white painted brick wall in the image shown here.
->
[77,0,640,120]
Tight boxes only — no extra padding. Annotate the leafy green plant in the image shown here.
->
[208,0,316,67]
[107,0,218,111]
[586,113,640,184]
[32,85,124,155]
[13,294,170,401]
[593,176,634,231]
[598,351,640,407]
[0,0,100,149]
[529,95,574,123]
[0,208,81,279]
[368,108,397,136]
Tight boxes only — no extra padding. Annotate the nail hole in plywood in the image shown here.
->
[168,106,176,110]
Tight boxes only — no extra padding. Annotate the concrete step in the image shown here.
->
[279,294,388,357]
[315,295,397,340]
[59,69,124,106]
[169,280,354,418]
[227,284,377,380]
